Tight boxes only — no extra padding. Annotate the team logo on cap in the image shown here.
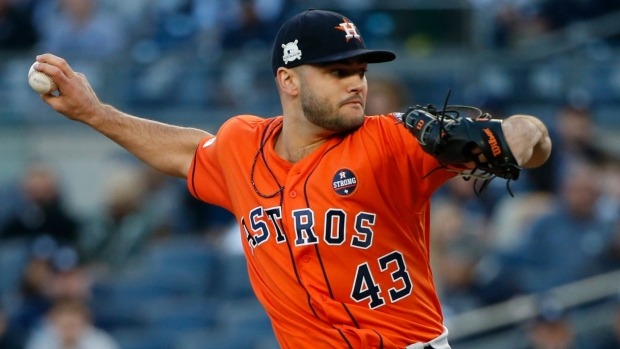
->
[332,169,358,196]
[336,18,361,42]
[282,40,302,64]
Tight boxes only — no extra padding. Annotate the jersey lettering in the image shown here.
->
[249,207,270,246]
[240,216,257,253]
[265,207,286,243]
[292,209,319,246]
[351,212,376,249]
[324,209,346,245]
[240,207,376,249]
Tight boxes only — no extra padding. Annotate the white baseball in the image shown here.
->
[28,62,57,95]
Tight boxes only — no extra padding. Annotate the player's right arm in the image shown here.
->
[34,53,208,179]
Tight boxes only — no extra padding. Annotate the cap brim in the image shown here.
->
[305,49,396,65]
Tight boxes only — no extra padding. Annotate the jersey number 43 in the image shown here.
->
[351,250,413,309]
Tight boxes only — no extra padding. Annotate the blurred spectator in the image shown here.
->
[598,157,620,222]
[437,176,492,221]
[100,0,152,37]
[0,0,38,50]
[492,0,620,48]
[144,0,196,51]
[511,160,616,293]
[9,253,92,346]
[524,297,589,349]
[555,106,607,165]
[599,157,620,271]
[591,298,620,349]
[522,105,606,199]
[491,2,548,48]
[25,299,119,349]
[49,267,92,303]
[603,219,620,272]
[536,0,620,32]
[79,163,167,272]
[0,305,20,349]
[33,0,126,58]
[0,164,80,249]
[176,191,236,238]
[430,176,527,305]
[430,199,487,314]
[489,191,554,254]
[364,75,408,116]
[10,257,56,345]
[140,167,186,240]
[477,191,555,304]
[193,0,285,50]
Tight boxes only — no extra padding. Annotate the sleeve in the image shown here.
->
[187,124,234,212]
[382,113,457,197]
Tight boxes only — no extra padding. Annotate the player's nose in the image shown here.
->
[347,75,366,94]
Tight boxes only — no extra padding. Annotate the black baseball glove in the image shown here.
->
[402,101,521,194]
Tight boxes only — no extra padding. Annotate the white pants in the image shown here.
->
[404,326,451,349]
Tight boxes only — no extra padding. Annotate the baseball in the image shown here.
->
[28,62,57,95]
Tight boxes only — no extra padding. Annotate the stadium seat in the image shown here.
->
[140,297,219,334]
[111,328,169,349]
[214,253,254,300]
[0,240,30,297]
[144,237,219,296]
[175,329,257,349]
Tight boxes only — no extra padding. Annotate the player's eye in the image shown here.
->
[330,69,345,77]
[331,68,368,78]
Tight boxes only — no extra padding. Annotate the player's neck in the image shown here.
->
[274,122,330,164]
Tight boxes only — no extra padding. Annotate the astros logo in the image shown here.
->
[332,169,358,196]
[336,18,361,42]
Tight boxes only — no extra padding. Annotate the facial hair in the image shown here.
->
[299,78,365,133]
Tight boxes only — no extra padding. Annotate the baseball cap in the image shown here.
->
[271,9,396,75]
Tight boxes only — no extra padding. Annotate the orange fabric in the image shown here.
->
[188,114,456,349]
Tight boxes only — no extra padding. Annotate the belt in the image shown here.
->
[404,326,451,349]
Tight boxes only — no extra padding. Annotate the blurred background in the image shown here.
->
[1,0,620,348]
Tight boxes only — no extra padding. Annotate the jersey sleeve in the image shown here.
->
[375,113,457,197]
[187,124,234,212]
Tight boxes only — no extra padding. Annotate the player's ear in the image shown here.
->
[276,67,299,97]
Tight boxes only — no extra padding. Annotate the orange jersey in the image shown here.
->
[188,114,456,349]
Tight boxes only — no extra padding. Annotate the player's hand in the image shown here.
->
[465,146,484,169]
[33,53,104,124]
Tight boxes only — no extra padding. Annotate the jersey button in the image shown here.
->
[302,255,309,263]
[289,191,297,198]
[320,294,327,301]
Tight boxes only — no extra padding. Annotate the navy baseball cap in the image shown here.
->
[271,9,396,75]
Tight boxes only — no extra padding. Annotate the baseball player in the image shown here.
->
[33,9,551,349]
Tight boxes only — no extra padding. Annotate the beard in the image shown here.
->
[300,80,365,133]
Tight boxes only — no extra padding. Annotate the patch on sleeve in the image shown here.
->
[390,112,404,122]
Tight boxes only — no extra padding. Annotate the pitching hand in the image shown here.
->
[32,53,104,124]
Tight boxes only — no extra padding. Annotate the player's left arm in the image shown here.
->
[402,106,552,181]
[499,114,551,168]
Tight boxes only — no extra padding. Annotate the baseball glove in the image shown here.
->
[402,96,521,195]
